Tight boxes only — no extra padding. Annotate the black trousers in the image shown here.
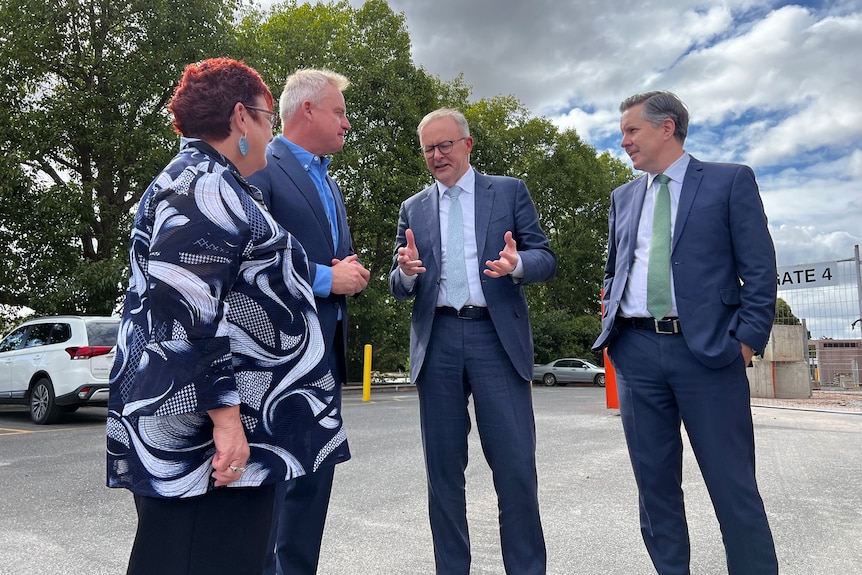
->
[127,484,276,575]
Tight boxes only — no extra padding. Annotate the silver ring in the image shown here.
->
[229,465,246,474]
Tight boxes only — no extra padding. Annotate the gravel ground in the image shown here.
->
[750,388,862,413]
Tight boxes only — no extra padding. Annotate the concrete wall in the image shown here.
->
[747,360,774,399]
[748,324,812,399]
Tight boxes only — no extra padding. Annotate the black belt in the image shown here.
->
[619,316,682,334]
[436,306,490,320]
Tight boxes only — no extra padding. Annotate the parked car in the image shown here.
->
[532,358,605,387]
[0,315,120,424]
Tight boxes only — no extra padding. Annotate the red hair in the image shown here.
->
[169,57,273,141]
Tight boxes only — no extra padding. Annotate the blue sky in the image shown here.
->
[341,0,861,269]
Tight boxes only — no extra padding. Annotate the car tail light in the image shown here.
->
[65,346,113,360]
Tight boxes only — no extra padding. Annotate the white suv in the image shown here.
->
[0,316,120,424]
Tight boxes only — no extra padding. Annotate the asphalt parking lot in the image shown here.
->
[0,386,860,575]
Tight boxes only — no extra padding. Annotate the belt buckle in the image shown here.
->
[654,319,678,334]
[456,306,474,320]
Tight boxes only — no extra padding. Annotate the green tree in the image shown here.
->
[236,0,463,376]
[0,0,633,374]
[0,0,239,315]
[775,297,801,325]
[236,1,633,371]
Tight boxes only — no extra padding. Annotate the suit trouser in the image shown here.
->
[608,324,778,575]
[262,327,344,575]
[262,466,336,575]
[128,484,275,575]
[417,313,546,575]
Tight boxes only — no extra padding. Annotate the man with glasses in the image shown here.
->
[389,108,555,575]
[249,68,369,575]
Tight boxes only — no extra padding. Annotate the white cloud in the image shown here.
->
[772,225,860,265]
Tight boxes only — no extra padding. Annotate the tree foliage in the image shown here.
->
[0,0,634,374]
[0,0,239,314]
[235,0,458,375]
[775,297,801,325]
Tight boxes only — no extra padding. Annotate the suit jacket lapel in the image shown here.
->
[270,139,334,251]
[625,176,648,263]
[474,173,494,263]
[673,156,703,252]
[419,183,441,273]
[327,174,348,253]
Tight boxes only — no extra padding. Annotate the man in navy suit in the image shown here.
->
[593,91,778,574]
[389,108,555,575]
[249,69,369,575]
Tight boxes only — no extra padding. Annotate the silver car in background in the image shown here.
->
[533,358,606,387]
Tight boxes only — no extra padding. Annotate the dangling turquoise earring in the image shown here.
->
[238,133,249,156]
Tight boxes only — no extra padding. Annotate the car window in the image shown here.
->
[572,360,585,368]
[557,360,573,368]
[24,323,54,348]
[0,326,28,352]
[48,323,72,344]
[86,321,120,346]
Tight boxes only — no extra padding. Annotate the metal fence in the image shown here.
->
[775,246,862,389]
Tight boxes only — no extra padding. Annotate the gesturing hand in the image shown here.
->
[397,228,426,276]
[484,231,519,278]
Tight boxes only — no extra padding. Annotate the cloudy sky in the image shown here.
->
[256,0,860,335]
[337,0,861,271]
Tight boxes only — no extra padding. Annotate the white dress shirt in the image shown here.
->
[435,170,486,307]
[399,168,523,307]
[619,152,690,318]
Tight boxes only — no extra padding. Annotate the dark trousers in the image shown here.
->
[417,313,546,575]
[608,325,778,575]
[127,484,276,575]
[262,465,336,575]
[262,328,343,575]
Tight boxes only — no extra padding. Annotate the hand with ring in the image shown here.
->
[208,405,251,486]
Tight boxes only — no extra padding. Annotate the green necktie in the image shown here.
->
[647,174,672,319]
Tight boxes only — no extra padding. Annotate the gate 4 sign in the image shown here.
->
[776,261,838,290]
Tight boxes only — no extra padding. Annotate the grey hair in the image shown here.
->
[279,69,350,118]
[417,108,470,140]
[620,91,689,143]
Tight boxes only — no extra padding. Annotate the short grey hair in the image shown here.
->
[417,108,470,140]
[620,91,689,143]
[279,69,350,119]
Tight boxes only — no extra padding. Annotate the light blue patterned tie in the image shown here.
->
[445,185,469,310]
[647,174,672,319]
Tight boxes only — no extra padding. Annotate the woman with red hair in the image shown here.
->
[107,58,349,575]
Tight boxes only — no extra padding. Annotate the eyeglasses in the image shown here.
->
[420,137,466,157]
[245,105,280,129]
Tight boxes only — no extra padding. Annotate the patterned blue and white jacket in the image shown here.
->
[106,139,349,498]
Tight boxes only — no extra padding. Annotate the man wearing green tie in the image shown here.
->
[593,91,779,575]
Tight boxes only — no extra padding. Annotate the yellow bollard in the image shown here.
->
[362,344,372,402]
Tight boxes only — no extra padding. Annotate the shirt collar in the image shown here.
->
[279,135,331,172]
[436,166,476,199]
[648,152,690,187]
